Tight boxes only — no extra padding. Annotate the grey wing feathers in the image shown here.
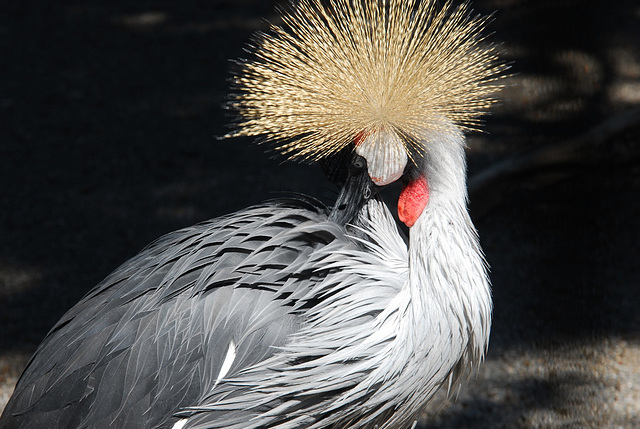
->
[179,199,409,429]
[1,200,369,429]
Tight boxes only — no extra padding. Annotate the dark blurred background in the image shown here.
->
[1,0,639,426]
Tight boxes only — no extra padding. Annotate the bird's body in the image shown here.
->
[181,127,491,429]
[2,198,385,428]
[2,0,502,427]
[1,167,488,428]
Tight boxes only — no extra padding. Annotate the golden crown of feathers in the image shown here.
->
[227,0,504,165]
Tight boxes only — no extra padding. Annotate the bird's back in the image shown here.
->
[1,198,405,429]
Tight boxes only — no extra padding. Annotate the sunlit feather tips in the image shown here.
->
[227,0,505,163]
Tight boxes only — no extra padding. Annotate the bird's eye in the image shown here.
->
[351,155,366,171]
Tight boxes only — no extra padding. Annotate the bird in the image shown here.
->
[0,0,504,428]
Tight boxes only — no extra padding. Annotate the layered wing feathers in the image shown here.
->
[2,199,406,429]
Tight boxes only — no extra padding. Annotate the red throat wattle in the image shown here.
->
[398,176,429,228]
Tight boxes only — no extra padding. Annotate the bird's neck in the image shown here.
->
[407,127,491,376]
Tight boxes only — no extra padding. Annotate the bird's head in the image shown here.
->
[227,0,505,227]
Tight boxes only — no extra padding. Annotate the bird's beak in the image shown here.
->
[329,154,375,225]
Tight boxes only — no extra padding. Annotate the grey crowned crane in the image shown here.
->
[0,0,504,428]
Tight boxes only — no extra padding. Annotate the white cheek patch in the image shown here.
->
[355,128,408,186]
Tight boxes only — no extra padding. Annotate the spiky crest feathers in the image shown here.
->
[227,0,504,165]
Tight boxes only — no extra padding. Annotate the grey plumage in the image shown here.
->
[1,195,389,428]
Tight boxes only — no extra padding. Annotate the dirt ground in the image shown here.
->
[1,0,639,427]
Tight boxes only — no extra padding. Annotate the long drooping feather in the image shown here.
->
[228,0,505,162]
